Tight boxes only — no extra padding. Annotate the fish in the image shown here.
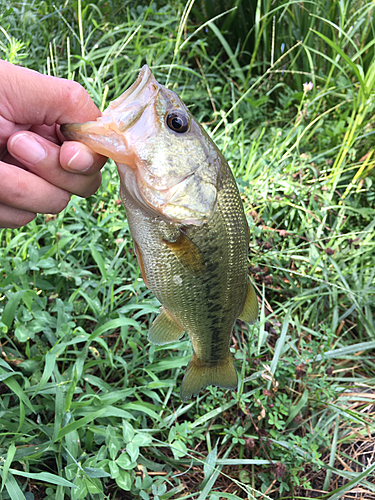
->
[61,65,258,401]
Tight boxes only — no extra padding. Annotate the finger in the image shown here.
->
[0,60,101,126]
[0,151,25,168]
[8,131,102,198]
[60,140,107,174]
[0,202,36,229]
[0,161,70,214]
[0,114,30,149]
[29,124,61,144]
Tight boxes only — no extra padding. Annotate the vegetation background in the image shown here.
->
[0,0,375,499]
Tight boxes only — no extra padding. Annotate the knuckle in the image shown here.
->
[62,81,92,116]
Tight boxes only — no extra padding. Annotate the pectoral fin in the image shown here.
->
[238,278,258,324]
[148,307,185,345]
[163,228,204,274]
[180,353,238,401]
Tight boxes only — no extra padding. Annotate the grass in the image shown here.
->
[0,0,375,499]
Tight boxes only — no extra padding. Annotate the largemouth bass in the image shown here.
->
[61,65,258,401]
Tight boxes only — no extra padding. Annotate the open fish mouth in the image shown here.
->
[61,65,219,225]
[101,65,160,134]
[60,66,160,159]
[106,65,156,113]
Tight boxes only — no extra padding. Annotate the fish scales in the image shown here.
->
[123,158,248,364]
[61,65,258,400]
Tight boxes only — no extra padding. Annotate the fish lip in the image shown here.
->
[116,65,152,102]
[105,65,159,118]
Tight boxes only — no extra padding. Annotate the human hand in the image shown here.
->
[0,60,107,228]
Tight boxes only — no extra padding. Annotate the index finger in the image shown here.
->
[0,61,101,126]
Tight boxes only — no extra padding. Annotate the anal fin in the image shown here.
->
[180,353,238,401]
[148,307,185,345]
[238,278,258,324]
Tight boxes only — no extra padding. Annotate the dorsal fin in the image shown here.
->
[238,278,258,324]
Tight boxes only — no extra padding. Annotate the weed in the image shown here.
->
[0,0,374,498]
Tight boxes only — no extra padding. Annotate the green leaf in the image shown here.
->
[14,325,33,342]
[89,243,107,279]
[133,433,152,447]
[56,408,107,441]
[1,290,25,330]
[285,389,309,426]
[53,383,65,441]
[326,462,375,500]
[197,444,233,500]
[86,476,102,494]
[122,402,163,423]
[32,352,56,397]
[116,452,137,470]
[13,442,56,461]
[208,22,245,85]
[108,461,120,478]
[171,440,187,459]
[88,318,140,342]
[314,340,375,361]
[204,445,217,480]
[83,467,111,479]
[115,469,132,491]
[1,371,35,413]
[269,311,290,382]
[106,425,122,460]
[3,472,24,500]
[126,442,139,462]
[65,463,78,481]
[311,29,364,90]
[190,399,237,428]
[122,420,134,443]
[8,468,77,488]
[17,399,25,433]
[65,367,78,412]
[1,442,16,491]
[65,428,80,462]
[0,263,29,288]
[71,477,87,500]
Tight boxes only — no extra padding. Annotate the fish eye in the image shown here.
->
[166,111,189,133]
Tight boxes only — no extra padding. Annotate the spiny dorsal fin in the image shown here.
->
[238,278,258,324]
[148,306,185,345]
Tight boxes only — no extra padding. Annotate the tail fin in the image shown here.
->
[180,354,238,401]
